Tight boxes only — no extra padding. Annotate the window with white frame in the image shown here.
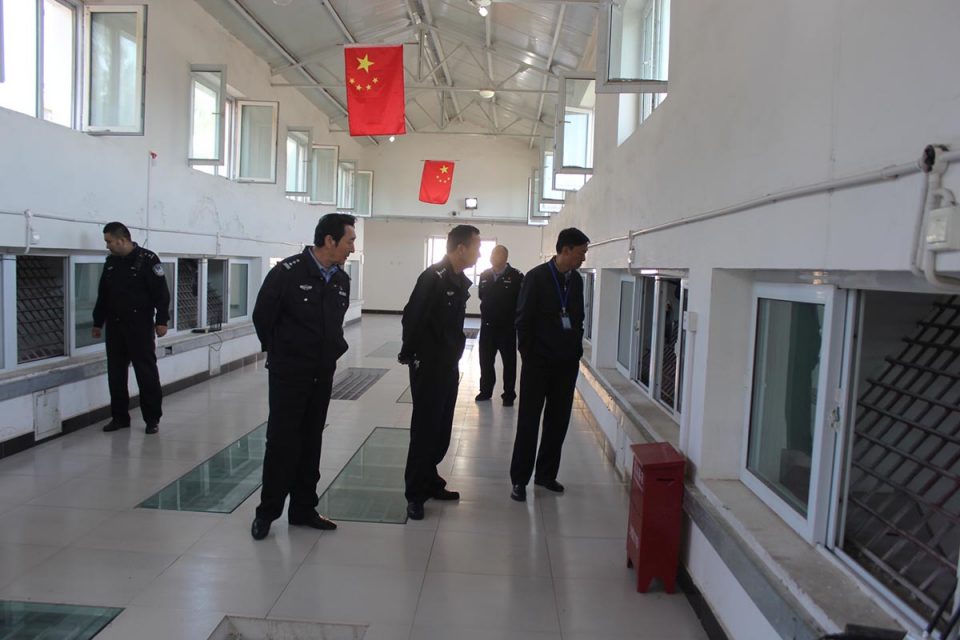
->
[617,277,635,370]
[194,96,235,178]
[743,283,842,542]
[555,74,595,193]
[84,5,146,134]
[309,145,338,205]
[16,255,66,363]
[188,66,226,165]
[583,272,595,341]
[0,0,77,126]
[228,261,249,319]
[236,100,278,182]
[540,138,565,205]
[598,0,670,94]
[355,170,373,217]
[425,236,495,286]
[285,128,311,196]
[344,259,361,301]
[337,160,357,211]
[177,258,199,330]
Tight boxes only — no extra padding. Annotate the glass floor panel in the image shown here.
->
[0,600,123,640]
[139,423,267,513]
[318,427,409,524]
[397,372,463,404]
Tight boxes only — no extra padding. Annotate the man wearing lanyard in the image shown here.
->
[509,228,590,502]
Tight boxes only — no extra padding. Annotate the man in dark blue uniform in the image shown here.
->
[398,225,481,520]
[250,214,356,540]
[475,245,523,406]
[509,228,590,501]
[93,222,170,435]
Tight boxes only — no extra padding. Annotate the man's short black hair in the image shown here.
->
[315,213,357,246]
[556,227,590,253]
[447,224,480,253]
[103,222,131,240]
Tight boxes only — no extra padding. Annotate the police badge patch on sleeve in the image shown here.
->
[153,264,165,276]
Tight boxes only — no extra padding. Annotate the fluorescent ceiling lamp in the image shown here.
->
[478,88,496,99]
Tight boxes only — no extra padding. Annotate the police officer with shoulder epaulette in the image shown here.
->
[398,225,481,521]
[250,214,356,541]
[475,245,523,407]
[93,222,170,435]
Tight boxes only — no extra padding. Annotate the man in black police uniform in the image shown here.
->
[509,227,590,501]
[475,245,523,407]
[250,214,356,541]
[93,222,170,435]
[399,225,481,520]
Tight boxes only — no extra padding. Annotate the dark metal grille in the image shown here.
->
[17,256,65,363]
[843,295,960,620]
[331,368,389,400]
[177,259,199,330]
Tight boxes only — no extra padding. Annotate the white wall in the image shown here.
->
[362,218,545,314]
[361,134,537,221]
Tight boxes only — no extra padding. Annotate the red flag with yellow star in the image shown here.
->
[344,44,405,136]
[419,160,455,204]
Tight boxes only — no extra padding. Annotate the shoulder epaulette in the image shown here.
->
[281,256,302,270]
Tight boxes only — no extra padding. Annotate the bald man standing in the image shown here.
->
[476,245,523,407]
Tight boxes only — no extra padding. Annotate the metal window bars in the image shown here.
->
[16,256,66,363]
[843,295,960,624]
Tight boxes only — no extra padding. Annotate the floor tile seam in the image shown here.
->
[263,530,331,620]
[541,488,567,640]
[407,513,442,639]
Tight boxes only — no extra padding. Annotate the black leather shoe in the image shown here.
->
[251,517,271,540]
[510,484,526,502]
[288,512,337,530]
[102,420,130,433]
[535,479,565,493]
[475,393,492,402]
[502,398,515,407]
[145,423,159,435]
[407,501,424,520]
[432,488,460,501]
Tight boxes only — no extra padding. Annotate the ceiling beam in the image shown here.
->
[529,2,567,148]
[484,13,499,133]
[224,0,378,144]
[418,0,465,123]
[270,82,558,95]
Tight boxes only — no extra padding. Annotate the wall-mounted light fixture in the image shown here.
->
[465,197,479,210]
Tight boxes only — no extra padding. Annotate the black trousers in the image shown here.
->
[105,319,162,426]
[405,360,459,504]
[510,359,580,486]
[478,323,517,400]
[256,370,334,522]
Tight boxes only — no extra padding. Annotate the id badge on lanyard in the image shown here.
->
[560,309,572,331]
[550,261,573,331]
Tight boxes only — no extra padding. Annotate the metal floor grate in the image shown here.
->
[331,367,390,400]
[843,295,960,621]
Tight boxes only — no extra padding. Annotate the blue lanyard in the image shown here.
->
[548,260,570,312]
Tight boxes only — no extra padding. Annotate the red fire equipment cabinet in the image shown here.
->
[626,442,685,594]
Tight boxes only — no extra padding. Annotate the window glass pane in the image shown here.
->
[89,11,140,129]
[74,263,103,349]
[160,262,174,329]
[189,71,222,162]
[344,260,360,300]
[607,0,669,84]
[177,258,199,330]
[555,172,587,192]
[355,170,372,217]
[637,277,655,386]
[42,0,74,126]
[747,298,824,516]
[427,237,445,268]
[238,103,275,181]
[310,146,337,204]
[228,263,248,319]
[561,78,595,170]
[542,149,565,202]
[285,131,308,193]
[337,160,356,210]
[0,0,38,117]
[617,280,634,368]
[17,256,65,363]
[584,273,594,340]
[467,239,497,286]
[658,279,682,408]
[207,259,226,325]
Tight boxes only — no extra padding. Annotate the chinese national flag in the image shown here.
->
[344,45,406,136]
[419,160,455,205]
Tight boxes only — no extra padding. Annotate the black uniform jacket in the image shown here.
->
[399,256,472,367]
[478,264,524,328]
[515,258,585,365]
[252,248,351,377]
[93,244,171,328]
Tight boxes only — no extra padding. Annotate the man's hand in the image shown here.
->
[397,352,412,365]
[92,327,102,339]
[156,325,168,338]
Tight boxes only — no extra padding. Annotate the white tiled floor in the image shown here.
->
[0,316,707,640]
